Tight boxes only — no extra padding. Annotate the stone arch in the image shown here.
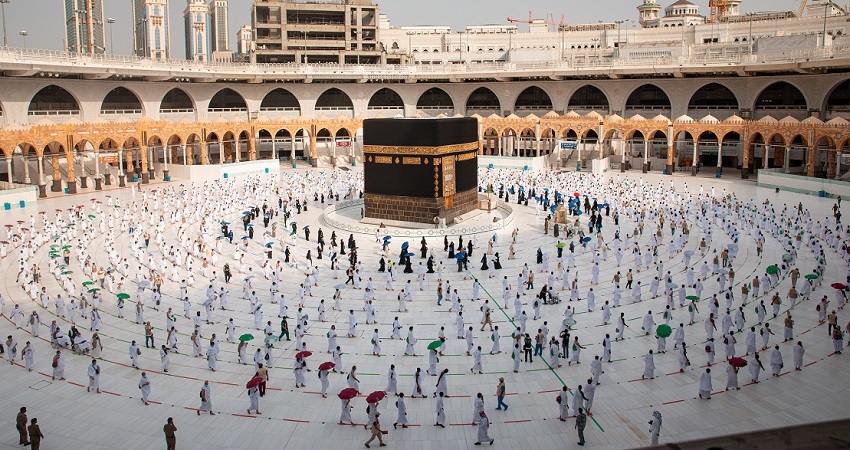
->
[100,86,144,115]
[482,127,499,155]
[753,81,807,117]
[625,84,671,112]
[466,87,501,114]
[514,86,553,113]
[28,85,80,116]
[261,88,301,113]
[568,85,610,113]
[160,88,195,113]
[165,134,183,165]
[207,132,222,164]
[367,87,404,110]
[208,88,247,112]
[824,79,850,118]
[316,88,354,110]
[416,87,454,113]
[517,128,536,157]
[688,83,739,111]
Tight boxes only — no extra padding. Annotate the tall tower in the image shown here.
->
[184,0,210,61]
[209,0,229,52]
[637,0,662,28]
[133,0,171,59]
[63,0,106,54]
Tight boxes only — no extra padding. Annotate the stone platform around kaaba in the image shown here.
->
[362,117,479,224]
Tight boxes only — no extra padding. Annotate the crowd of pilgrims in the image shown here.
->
[0,166,846,443]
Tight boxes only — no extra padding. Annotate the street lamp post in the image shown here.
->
[107,18,116,55]
[615,19,629,58]
[18,30,26,49]
[0,0,9,48]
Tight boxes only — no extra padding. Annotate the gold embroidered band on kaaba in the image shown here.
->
[364,142,479,156]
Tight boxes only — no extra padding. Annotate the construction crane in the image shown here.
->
[708,0,729,23]
[798,0,808,17]
[507,11,565,32]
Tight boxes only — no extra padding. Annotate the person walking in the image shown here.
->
[163,417,177,450]
[364,411,386,448]
[27,418,44,450]
[575,407,587,446]
[16,407,29,446]
[495,377,508,411]
[649,410,662,446]
[474,411,495,445]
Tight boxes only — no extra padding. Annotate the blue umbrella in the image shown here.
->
[401,242,409,251]
[582,237,591,243]
[455,251,466,260]
[242,211,251,216]
[406,252,415,257]
[221,221,230,225]
[242,236,250,240]
[265,242,273,248]
[247,224,253,228]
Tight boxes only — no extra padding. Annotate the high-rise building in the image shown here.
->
[252,0,383,64]
[209,0,229,52]
[236,25,254,61]
[184,0,210,61]
[133,0,171,59]
[63,0,106,54]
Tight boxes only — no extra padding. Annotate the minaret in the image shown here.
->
[725,0,742,17]
[637,0,662,28]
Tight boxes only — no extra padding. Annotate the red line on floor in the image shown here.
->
[101,390,121,396]
[662,399,684,405]
[231,413,256,418]
[504,419,532,424]
[804,361,817,367]
[282,418,310,424]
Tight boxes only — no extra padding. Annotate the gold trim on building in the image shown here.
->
[374,156,393,164]
[363,142,478,156]
[402,157,422,165]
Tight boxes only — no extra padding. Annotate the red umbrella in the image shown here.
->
[729,357,747,368]
[318,361,335,371]
[573,192,580,198]
[832,283,847,290]
[16,221,23,224]
[338,387,358,400]
[4,225,11,228]
[296,351,312,359]
[246,376,263,389]
[366,391,386,404]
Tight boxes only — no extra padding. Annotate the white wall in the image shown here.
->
[167,160,280,182]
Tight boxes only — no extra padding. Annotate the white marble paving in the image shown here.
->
[0,165,846,449]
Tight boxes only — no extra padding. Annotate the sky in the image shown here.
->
[3,0,803,56]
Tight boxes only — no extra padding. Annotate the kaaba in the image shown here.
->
[363,118,480,224]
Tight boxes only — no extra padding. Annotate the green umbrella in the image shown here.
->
[656,324,672,338]
[61,245,71,250]
[49,254,62,259]
[116,293,130,300]
[88,288,100,293]
[766,265,779,275]
[82,281,95,287]
[239,334,255,342]
[557,242,566,249]
[87,214,96,219]
[427,340,443,351]
[61,270,73,275]
[805,273,819,280]
[686,295,699,302]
